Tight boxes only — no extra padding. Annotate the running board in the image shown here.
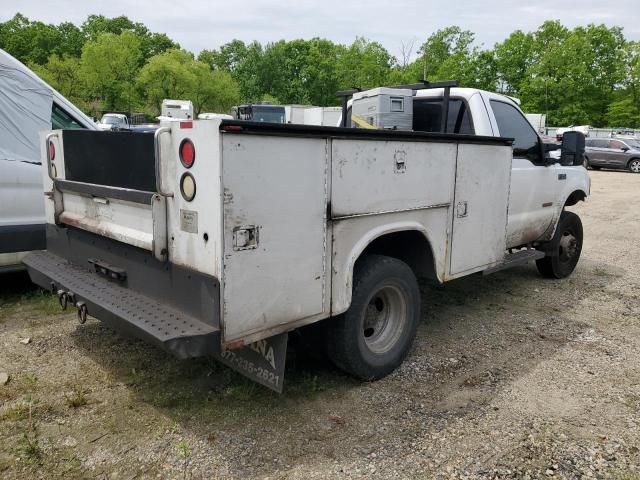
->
[483,249,545,275]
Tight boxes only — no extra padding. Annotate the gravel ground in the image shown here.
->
[0,170,639,479]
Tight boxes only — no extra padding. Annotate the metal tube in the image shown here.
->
[154,127,173,197]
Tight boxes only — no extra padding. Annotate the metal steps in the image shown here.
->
[483,249,545,275]
[24,250,219,359]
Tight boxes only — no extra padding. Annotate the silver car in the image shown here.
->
[585,138,640,173]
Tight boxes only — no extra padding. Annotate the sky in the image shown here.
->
[2,0,639,59]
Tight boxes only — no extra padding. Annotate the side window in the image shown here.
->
[51,103,85,130]
[609,140,625,150]
[412,98,474,134]
[490,100,541,164]
[594,139,608,148]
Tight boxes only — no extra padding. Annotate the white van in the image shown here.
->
[0,49,97,272]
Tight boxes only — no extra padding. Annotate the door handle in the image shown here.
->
[456,201,468,218]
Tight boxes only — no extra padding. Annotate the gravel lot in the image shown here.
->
[1,170,639,479]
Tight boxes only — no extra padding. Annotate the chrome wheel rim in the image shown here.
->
[630,160,640,173]
[362,285,407,354]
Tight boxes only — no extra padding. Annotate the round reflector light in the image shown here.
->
[48,141,55,161]
[180,172,196,202]
[179,139,195,168]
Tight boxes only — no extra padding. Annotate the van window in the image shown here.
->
[490,100,541,164]
[51,103,84,130]
[413,98,474,134]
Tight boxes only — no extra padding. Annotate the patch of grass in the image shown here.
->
[21,289,60,315]
[16,426,42,463]
[65,386,88,409]
[1,402,30,422]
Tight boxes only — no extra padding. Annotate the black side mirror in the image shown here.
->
[560,131,586,166]
[621,146,629,152]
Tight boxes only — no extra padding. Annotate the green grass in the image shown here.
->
[65,386,88,409]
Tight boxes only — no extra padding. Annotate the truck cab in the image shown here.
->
[343,86,590,250]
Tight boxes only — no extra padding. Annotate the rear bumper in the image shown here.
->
[25,225,221,359]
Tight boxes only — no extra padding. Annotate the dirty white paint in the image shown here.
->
[220,134,328,342]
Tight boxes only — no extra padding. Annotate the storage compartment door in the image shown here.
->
[449,144,512,276]
[221,134,328,342]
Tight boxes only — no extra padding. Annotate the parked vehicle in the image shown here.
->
[525,113,546,134]
[98,113,130,131]
[161,99,193,120]
[556,125,590,140]
[585,138,640,173]
[0,49,97,272]
[233,103,286,123]
[24,81,588,392]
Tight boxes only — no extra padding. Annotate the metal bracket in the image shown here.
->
[456,201,468,218]
[232,225,259,250]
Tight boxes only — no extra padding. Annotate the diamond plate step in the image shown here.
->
[24,250,219,359]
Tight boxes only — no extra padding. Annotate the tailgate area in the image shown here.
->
[25,225,221,359]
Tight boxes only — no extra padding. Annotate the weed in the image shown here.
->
[65,386,88,409]
[14,399,42,463]
[1,402,30,421]
[17,427,41,462]
[176,440,191,480]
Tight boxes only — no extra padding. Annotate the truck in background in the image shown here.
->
[525,113,546,135]
[161,99,194,120]
[303,106,343,126]
[97,112,147,131]
[233,103,286,123]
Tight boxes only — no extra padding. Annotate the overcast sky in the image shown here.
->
[3,0,639,59]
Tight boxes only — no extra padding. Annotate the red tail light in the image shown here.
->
[179,139,195,168]
[48,141,55,161]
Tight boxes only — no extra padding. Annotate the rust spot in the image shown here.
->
[224,339,245,350]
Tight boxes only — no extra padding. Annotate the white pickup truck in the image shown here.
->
[24,82,589,392]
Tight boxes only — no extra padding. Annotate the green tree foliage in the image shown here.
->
[2,13,640,126]
[81,32,142,111]
[137,49,239,115]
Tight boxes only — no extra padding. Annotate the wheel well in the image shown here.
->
[564,190,587,207]
[359,230,437,280]
[628,157,640,167]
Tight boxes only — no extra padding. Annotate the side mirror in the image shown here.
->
[560,131,585,166]
[621,146,629,152]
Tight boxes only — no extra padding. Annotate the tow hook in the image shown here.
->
[76,302,88,324]
[57,289,68,310]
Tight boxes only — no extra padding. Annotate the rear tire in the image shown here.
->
[536,211,583,279]
[326,255,420,380]
[628,158,640,173]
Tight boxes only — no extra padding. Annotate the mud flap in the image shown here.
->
[215,333,288,393]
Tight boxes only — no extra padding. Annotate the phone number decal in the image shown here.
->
[220,350,281,387]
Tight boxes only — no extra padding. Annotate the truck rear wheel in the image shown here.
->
[536,211,583,279]
[326,255,420,380]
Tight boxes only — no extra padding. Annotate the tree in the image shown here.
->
[81,14,178,62]
[31,54,85,105]
[137,49,240,115]
[494,30,534,94]
[337,37,393,90]
[81,32,142,111]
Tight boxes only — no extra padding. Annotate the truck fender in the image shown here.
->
[332,221,439,316]
[542,188,588,242]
